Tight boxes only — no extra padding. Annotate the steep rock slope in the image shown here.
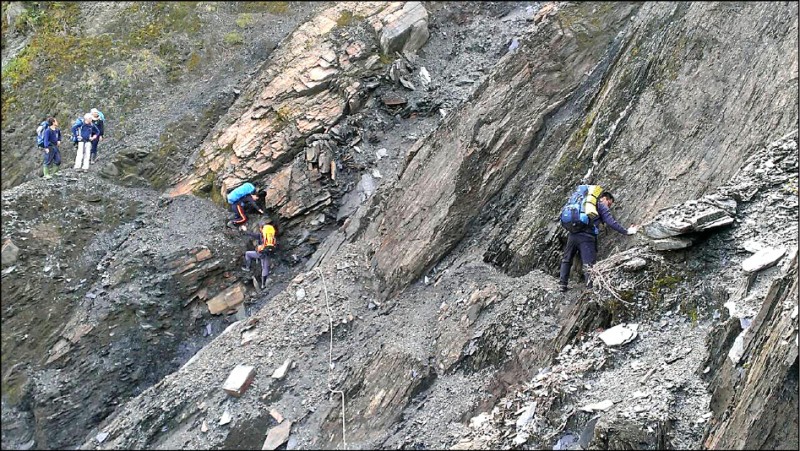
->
[367,1,798,295]
[74,2,797,451]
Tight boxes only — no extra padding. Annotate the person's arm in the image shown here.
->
[598,202,630,235]
[43,128,52,149]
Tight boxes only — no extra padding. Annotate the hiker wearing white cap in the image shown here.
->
[71,113,100,171]
[89,108,105,163]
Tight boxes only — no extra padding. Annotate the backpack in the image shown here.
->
[226,183,255,205]
[257,224,277,253]
[559,185,603,233]
[70,118,83,143]
[36,121,48,147]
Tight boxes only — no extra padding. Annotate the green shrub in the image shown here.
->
[236,13,254,28]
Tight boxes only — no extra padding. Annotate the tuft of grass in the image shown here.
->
[335,10,365,28]
[235,13,255,28]
[223,32,244,46]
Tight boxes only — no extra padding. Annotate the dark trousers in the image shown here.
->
[559,232,597,287]
[43,146,61,166]
[90,139,100,158]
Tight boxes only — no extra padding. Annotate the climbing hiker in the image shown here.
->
[558,187,639,292]
[241,219,277,289]
[89,108,105,163]
[41,117,63,179]
[226,182,265,230]
[72,113,100,171]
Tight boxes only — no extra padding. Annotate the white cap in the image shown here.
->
[90,108,99,114]
[84,113,94,120]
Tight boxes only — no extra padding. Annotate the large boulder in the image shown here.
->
[379,2,430,55]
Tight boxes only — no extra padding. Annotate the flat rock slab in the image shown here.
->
[598,323,639,346]
[207,283,246,315]
[622,257,647,272]
[222,364,256,397]
[579,399,614,412]
[262,420,292,450]
[741,247,786,272]
[651,237,693,251]
[380,1,429,55]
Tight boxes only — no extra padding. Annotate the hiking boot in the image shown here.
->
[559,284,568,293]
[240,266,250,272]
[226,221,235,229]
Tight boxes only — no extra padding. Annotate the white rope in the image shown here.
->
[316,268,346,449]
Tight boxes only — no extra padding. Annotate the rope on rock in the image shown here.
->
[316,267,347,449]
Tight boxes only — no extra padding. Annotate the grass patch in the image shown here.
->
[335,10,365,28]
[224,32,244,46]
[236,13,255,28]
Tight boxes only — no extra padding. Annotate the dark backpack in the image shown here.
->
[36,121,48,147]
[560,185,603,233]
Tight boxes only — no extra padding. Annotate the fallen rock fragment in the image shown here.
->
[741,247,786,273]
[222,364,256,397]
[579,399,614,412]
[598,323,639,346]
[271,359,292,379]
[270,409,284,423]
[1,239,19,266]
[219,410,232,425]
[262,421,292,450]
[207,284,246,315]
[622,257,647,272]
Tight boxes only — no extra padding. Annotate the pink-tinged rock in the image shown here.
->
[207,284,246,315]
[222,364,256,397]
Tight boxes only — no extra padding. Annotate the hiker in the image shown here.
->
[559,190,638,292]
[89,108,105,163]
[241,219,277,289]
[226,182,264,229]
[41,117,63,179]
[72,113,100,171]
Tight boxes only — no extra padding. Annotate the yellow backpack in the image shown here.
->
[257,224,276,253]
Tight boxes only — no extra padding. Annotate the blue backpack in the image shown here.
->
[36,121,48,147]
[560,185,603,233]
[70,117,83,143]
[226,183,256,205]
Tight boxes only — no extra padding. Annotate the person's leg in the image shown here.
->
[260,254,270,287]
[243,251,259,270]
[51,147,62,175]
[74,142,84,169]
[559,234,579,290]
[577,234,598,287]
[232,204,247,225]
[80,142,91,170]
[43,149,52,178]
[90,139,98,162]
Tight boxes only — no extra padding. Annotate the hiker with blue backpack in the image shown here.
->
[71,113,100,171]
[558,186,639,292]
[226,182,265,230]
[89,108,105,163]
[38,117,63,179]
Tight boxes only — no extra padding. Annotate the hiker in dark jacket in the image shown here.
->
[559,191,638,292]
[72,113,100,171]
[229,193,264,230]
[89,108,104,163]
[42,117,62,179]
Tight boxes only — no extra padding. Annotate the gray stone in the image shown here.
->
[598,323,639,346]
[579,400,614,412]
[271,358,292,379]
[222,364,256,397]
[742,247,786,272]
[262,420,292,450]
[693,215,734,231]
[643,218,693,239]
[651,237,693,251]
[379,2,429,55]
[622,257,647,272]
[1,239,19,267]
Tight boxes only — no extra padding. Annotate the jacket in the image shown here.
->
[589,202,628,235]
[71,121,100,142]
[43,127,61,148]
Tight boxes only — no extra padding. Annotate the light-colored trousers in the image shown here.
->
[74,141,92,169]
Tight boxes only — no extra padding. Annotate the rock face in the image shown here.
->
[379,2,430,55]
[366,2,798,296]
[704,252,798,449]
